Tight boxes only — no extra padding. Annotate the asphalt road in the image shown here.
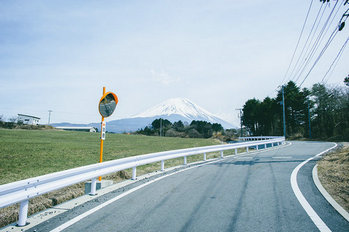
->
[29,141,348,232]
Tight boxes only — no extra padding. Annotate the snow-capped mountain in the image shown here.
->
[130,98,233,128]
[53,98,234,133]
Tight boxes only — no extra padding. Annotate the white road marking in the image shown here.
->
[50,157,228,232]
[272,156,292,159]
[50,142,291,232]
[290,143,337,232]
[313,164,349,222]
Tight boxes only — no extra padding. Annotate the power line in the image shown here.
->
[295,1,342,85]
[291,2,329,83]
[322,35,349,83]
[281,0,314,85]
[299,27,339,86]
[321,0,345,40]
[299,5,349,86]
[286,2,325,84]
[293,1,340,83]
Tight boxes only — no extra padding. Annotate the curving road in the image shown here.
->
[29,141,348,232]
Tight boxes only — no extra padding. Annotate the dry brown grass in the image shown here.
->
[317,143,349,212]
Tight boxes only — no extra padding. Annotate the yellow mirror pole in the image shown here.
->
[99,87,106,181]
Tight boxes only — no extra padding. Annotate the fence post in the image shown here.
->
[184,156,187,165]
[17,200,29,227]
[161,160,165,171]
[203,153,207,161]
[132,167,137,180]
[235,148,238,155]
[220,151,224,158]
[90,178,97,196]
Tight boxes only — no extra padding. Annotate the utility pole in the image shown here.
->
[308,101,311,139]
[48,110,52,125]
[282,86,286,138]
[160,118,162,137]
[236,108,243,137]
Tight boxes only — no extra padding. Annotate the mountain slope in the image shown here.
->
[131,98,220,122]
[53,98,234,133]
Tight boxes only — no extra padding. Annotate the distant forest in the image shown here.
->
[136,119,237,141]
[241,81,349,141]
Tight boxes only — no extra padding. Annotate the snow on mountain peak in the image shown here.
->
[131,97,225,124]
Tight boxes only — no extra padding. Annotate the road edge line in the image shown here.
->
[312,164,349,222]
[290,143,337,232]
[48,155,231,232]
[50,141,290,231]
[0,142,290,232]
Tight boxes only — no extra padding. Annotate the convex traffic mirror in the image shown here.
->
[98,92,118,118]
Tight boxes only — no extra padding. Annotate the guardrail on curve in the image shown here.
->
[0,136,285,227]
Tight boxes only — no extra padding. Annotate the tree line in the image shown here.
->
[241,81,349,141]
[136,119,230,139]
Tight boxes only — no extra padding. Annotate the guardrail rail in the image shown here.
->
[0,136,285,227]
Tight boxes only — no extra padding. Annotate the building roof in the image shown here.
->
[17,114,41,119]
[56,126,95,130]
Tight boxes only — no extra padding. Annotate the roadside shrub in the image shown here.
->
[165,128,186,138]
[187,128,202,138]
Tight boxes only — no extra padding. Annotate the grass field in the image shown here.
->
[0,128,221,185]
[0,128,223,227]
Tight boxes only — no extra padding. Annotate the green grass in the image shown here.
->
[0,129,220,185]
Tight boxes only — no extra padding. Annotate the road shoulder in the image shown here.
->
[313,163,349,221]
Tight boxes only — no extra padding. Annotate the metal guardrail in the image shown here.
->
[0,136,285,227]
[238,136,281,141]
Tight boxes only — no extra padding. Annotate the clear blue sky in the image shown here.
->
[1,0,348,126]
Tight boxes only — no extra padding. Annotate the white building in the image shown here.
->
[17,114,40,125]
[56,126,97,132]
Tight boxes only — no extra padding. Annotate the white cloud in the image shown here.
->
[150,70,181,85]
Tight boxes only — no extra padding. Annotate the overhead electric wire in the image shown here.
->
[322,36,349,83]
[280,0,314,86]
[322,0,345,39]
[299,3,348,86]
[287,3,326,83]
[294,2,334,82]
[294,1,340,83]
[299,27,339,86]
[294,0,341,84]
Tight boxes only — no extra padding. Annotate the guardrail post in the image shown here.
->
[220,151,223,158]
[161,160,165,171]
[184,156,187,165]
[256,145,259,150]
[17,200,29,227]
[246,147,249,153]
[235,148,238,155]
[203,153,207,161]
[132,167,137,180]
[89,178,97,196]
[264,144,266,149]
[271,142,274,147]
